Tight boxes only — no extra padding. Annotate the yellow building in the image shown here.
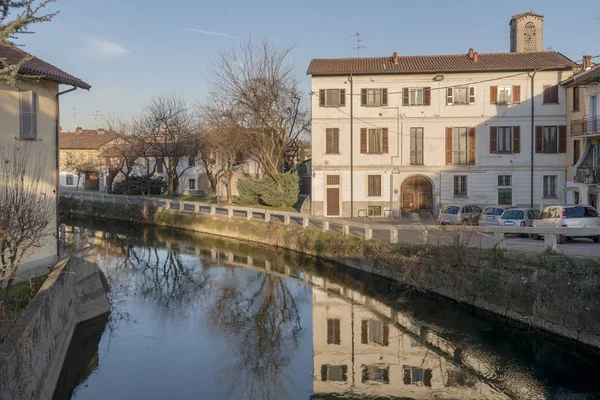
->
[0,45,90,278]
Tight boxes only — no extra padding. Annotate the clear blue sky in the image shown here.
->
[17,0,600,129]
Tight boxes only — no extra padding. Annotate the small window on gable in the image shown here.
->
[20,90,38,140]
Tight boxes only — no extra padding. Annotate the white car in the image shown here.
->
[532,205,600,243]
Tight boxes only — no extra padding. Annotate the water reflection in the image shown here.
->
[61,217,600,400]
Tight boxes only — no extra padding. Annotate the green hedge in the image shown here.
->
[112,177,167,196]
[235,172,299,207]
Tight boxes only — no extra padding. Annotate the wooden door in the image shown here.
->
[327,188,340,216]
[402,193,415,210]
[418,192,432,210]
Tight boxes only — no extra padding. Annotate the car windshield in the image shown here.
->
[441,206,459,214]
[565,206,600,218]
[502,210,524,220]
[483,207,504,216]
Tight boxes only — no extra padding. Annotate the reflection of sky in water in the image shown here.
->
[61,220,600,400]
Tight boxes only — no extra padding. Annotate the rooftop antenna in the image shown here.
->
[350,32,370,57]
[93,110,101,129]
[72,108,76,129]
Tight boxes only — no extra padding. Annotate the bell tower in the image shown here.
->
[510,12,544,52]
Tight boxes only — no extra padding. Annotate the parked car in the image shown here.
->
[532,205,600,243]
[438,204,483,225]
[497,208,540,236]
[478,206,514,226]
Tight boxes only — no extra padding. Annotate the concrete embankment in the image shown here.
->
[0,250,110,400]
[62,198,600,349]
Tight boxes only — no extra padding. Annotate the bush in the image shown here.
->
[234,172,299,208]
[112,177,167,196]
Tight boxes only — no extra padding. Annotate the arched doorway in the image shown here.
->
[401,175,433,211]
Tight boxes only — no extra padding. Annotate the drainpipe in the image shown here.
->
[55,86,78,257]
[529,71,536,209]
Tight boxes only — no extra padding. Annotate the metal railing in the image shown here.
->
[574,167,600,184]
[570,115,600,137]
[60,189,600,252]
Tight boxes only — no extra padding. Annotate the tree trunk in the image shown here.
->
[226,172,233,204]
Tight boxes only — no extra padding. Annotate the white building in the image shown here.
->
[307,13,573,217]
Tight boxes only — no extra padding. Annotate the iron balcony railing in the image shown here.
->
[574,167,600,184]
[571,115,600,137]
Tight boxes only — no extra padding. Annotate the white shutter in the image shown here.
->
[31,92,38,139]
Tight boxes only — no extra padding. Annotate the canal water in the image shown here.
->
[55,217,600,400]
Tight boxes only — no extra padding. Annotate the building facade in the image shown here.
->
[0,45,89,276]
[563,57,600,209]
[308,13,573,217]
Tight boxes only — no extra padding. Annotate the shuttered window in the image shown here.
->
[535,126,567,154]
[410,127,424,165]
[327,318,341,345]
[367,175,381,197]
[573,86,580,111]
[20,90,38,140]
[360,319,389,345]
[447,86,475,105]
[490,126,521,154]
[446,127,475,165]
[321,365,348,382]
[325,128,340,154]
[361,128,388,154]
[361,88,388,106]
[319,89,346,107]
[362,365,390,384]
[543,85,559,104]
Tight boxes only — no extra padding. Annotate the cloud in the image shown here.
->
[85,39,130,58]
[184,28,239,39]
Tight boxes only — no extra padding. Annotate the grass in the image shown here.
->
[0,275,48,342]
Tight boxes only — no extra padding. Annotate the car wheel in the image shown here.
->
[532,234,541,240]
[557,235,567,244]
[593,236,600,243]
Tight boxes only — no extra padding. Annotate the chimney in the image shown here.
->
[392,52,399,65]
[583,55,592,71]
[75,126,83,134]
[98,128,105,135]
[468,48,474,59]
[473,52,479,63]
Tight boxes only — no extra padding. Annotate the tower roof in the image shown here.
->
[510,12,544,24]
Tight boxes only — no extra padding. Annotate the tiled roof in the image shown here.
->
[0,45,91,89]
[510,12,544,22]
[60,130,120,150]
[561,66,600,86]
[307,51,574,76]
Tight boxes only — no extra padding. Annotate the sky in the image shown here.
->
[14,0,600,130]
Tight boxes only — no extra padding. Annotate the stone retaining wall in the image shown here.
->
[0,251,110,400]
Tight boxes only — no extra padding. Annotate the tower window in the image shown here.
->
[524,22,536,52]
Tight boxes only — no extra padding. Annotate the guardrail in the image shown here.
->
[60,190,600,251]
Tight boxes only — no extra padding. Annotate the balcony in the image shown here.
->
[571,116,600,137]
[574,167,600,184]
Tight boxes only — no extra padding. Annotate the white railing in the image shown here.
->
[60,190,600,252]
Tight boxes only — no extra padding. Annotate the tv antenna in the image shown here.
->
[350,32,370,57]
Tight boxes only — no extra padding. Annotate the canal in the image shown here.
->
[55,217,600,400]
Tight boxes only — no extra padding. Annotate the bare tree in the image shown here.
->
[63,150,101,190]
[139,93,199,196]
[210,39,310,186]
[0,146,53,299]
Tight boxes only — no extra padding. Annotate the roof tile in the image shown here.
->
[60,130,120,150]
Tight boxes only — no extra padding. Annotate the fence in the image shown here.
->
[60,190,600,251]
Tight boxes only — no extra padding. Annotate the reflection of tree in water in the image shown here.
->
[209,270,302,400]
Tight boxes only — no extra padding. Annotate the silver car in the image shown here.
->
[532,205,600,243]
[497,208,540,236]
[478,206,513,227]
[438,204,483,225]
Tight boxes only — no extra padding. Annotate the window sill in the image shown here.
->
[542,196,558,200]
[542,102,559,105]
[323,105,342,108]
[453,195,468,198]
[18,138,39,141]
[410,163,424,166]
[325,152,340,155]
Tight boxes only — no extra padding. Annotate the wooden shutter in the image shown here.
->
[340,89,346,107]
[360,128,367,154]
[467,127,475,165]
[335,319,340,344]
[362,366,369,383]
[535,126,543,153]
[469,86,476,104]
[382,323,389,346]
[321,365,328,381]
[361,89,367,106]
[573,86,580,111]
[445,127,453,165]
[513,126,521,153]
[403,367,411,385]
[333,128,339,153]
[490,127,498,153]
[382,128,389,153]
[446,87,453,105]
[558,125,567,153]
[423,87,431,106]
[341,365,348,382]
[361,320,368,343]
[319,89,325,107]
[382,88,388,106]
[402,88,409,106]
[513,85,521,104]
[382,367,390,383]
[327,319,334,344]
[424,369,433,387]
[490,86,498,104]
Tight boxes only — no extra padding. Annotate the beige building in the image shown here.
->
[562,57,600,209]
[0,45,90,276]
[307,13,573,217]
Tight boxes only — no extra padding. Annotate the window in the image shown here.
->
[362,365,390,384]
[319,89,346,107]
[543,126,558,153]
[189,179,196,190]
[446,127,475,165]
[490,126,520,154]
[325,128,339,154]
[361,319,389,346]
[403,87,431,106]
[368,206,382,217]
[453,127,468,164]
[188,156,195,167]
[19,90,38,140]
[447,86,475,105]
[369,320,383,344]
[573,86,580,111]
[498,86,512,105]
[403,366,432,386]
[66,174,74,185]
[410,88,423,105]
[543,85,559,104]
[321,365,347,382]
[498,175,512,205]
[454,175,467,197]
[497,127,512,153]
[156,158,164,173]
[361,128,388,154]
[327,175,340,185]
[536,125,566,154]
[491,85,521,105]
[410,128,424,165]
[543,175,557,198]
[327,319,341,345]
[361,88,387,107]
[573,140,581,166]
[367,175,382,197]
[368,129,383,154]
